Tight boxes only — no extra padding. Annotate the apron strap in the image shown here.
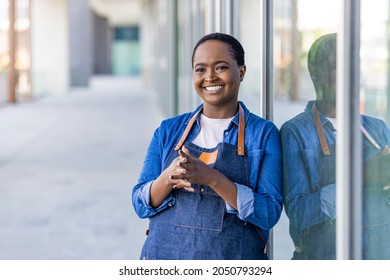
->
[237,104,245,156]
[174,103,246,156]
[312,102,384,156]
[174,107,203,152]
[360,124,381,150]
[312,103,331,156]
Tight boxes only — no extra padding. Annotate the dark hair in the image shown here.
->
[191,32,245,67]
[307,33,337,89]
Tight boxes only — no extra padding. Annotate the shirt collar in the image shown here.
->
[191,101,248,129]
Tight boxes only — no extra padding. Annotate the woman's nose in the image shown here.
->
[205,76,218,82]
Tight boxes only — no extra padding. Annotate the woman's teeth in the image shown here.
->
[205,86,223,91]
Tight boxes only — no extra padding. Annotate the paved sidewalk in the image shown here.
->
[0,76,162,259]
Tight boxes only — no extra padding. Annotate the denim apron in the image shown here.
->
[290,103,337,259]
[140,105,268,260]
[293,143,337,260]
[361,132,390,259]
[295,103,390,259]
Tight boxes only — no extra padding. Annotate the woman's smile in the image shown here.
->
[204,85,224,93]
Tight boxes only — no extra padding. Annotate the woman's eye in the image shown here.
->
[195,68,205,73]
[217,65,228,71]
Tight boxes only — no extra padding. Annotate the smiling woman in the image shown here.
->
[192,39,245,118]
[132,32,283,260]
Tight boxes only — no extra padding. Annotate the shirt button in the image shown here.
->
[168,202,172,207]
[224,132,229,136]
[200,187,205,192]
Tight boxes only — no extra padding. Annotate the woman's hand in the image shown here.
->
[149,152,194,208]
[161,154,194,192]
[172,146,238,210]
[171,147,216,186]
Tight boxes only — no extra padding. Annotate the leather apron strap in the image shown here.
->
[312,102,384,156]
[237,104,245,156]
[173,107,202,152]
[312,103,331,156]
[174,104,246,156]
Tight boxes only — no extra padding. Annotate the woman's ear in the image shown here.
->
[239,65,247,82]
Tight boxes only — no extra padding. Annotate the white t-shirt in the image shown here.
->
[192,114,233,148]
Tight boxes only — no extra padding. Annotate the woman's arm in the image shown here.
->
[281,124,336,232]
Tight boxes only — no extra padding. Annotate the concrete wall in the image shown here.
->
[68,0,93,87]
[93,12,111,75]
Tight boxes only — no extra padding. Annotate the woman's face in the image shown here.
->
[192,40,246,111]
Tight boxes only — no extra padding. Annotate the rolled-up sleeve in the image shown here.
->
[133,180,176,218]
[228,124,283,231]
[227,183,254,218]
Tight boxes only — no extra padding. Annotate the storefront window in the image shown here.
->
[274,0,340,260]
[360,0,390,260]
[274,0,390,260]
[239,0,261,116]
[177,0,206,115]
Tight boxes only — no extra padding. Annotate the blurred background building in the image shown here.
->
[0,0,389,259]
[1,0,389,122]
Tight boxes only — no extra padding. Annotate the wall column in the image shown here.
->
[68,0,93,87]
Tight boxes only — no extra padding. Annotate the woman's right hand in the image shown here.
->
[149,153,194,208]
[162,154,194,192]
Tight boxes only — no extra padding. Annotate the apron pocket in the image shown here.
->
[174,187,225,231]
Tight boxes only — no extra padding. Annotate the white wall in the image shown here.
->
[31,0,69,96]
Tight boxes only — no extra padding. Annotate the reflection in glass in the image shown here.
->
[281,33,338,260]
[360,0,390,259]
[281,32,390,259]
[273,0,339,260]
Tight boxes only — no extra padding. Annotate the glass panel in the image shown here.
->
[177,0,206,114]
[239,0,261,116]
[275,0,339,259]
[360,0,390,259]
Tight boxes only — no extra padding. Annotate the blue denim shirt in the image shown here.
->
[281,100,390,255]
[132,102,283,232]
